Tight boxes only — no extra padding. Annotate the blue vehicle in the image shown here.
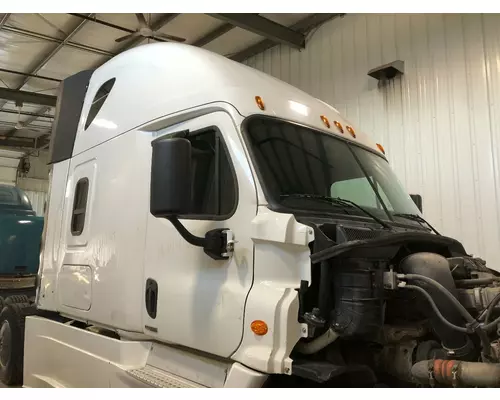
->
[0,184,44,301]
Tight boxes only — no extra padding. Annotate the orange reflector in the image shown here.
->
[334,120,344,133]
[320,115,330,128]
[376,143,385,154]
[346,125,356,138]
[251,320,268,336]
[255,96,265,111]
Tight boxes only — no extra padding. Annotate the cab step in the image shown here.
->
[127,365,204,388]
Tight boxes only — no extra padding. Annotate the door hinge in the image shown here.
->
[221,230,236,258]
[204,229,236,260]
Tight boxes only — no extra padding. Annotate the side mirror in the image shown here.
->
[150,137,192,217]
[410,194,423,213]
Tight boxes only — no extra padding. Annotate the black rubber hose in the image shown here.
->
[403,285,469,333]
[404,273,491,357]
[483,315,500,332]
[400,253,472,355]
[484,292,500,325]
[404,274,476,324]
[455,277,500,287]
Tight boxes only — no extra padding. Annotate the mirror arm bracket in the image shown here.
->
[166,217,233,260]
[167,217,206,247]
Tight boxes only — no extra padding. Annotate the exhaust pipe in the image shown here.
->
[412,359,500,387]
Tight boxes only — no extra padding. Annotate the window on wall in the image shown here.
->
[71,178,89,235]
[184,127,237,219]
[84,78,116,130]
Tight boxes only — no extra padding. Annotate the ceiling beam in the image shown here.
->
[0,15,93,138]
[230,13,344,63]
[4,106,52,138]
[209,14,305,49]
[0,67,61,83]
[192,23,234,48]
[35,134,51,149]
[13,16,92,92]
[1,25,114,58]
[0,88,57,107]
[0,137,36,149]
[0,108,54,119]
[69,13,137,34]
[0,13,11,29]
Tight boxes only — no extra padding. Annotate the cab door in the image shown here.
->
[142,111,257,358]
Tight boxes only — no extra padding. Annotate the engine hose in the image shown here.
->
[484,292,500,325]
[403,274,491,357]
[295,327,340,355]
[412,359,500,387]
[403,274,476,324]
[455,277,500,287]
[402,285,469,333]
[483,315,500,332]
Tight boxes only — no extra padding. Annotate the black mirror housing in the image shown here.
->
[150,137,192,217]
[410,194,423,213]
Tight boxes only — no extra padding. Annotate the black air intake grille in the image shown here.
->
[337,226,388,243]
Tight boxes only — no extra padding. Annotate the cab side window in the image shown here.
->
[185,127,237,219]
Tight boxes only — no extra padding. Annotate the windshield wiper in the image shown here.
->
[280,194,393,231]
[393,213,441,235]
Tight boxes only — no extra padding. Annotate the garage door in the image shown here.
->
[0,148,23,186]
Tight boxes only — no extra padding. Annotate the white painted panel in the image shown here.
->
[245,14,500,270]
[58,265,92,311]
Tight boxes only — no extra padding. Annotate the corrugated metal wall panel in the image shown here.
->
[24,190,47,217]
[245,13,500,269]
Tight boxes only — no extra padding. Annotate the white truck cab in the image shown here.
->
[2,42,500,388]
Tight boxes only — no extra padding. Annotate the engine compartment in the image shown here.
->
[287,220,500,388]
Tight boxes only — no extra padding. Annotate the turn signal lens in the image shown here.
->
[320,115,330,128]
[334,120,344,133]
[376,143,385,154]
[251,320,268,336]
[346,125,356,138]
[255,96,265,111]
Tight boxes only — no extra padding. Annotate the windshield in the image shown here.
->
[244,116,422,224]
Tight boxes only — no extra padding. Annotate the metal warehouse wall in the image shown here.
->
[244,14,500,270]
[16,151,49,216]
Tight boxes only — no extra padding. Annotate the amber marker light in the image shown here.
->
[320,115,330,128]
[255,96,265,111]
[334,120,344,133]
[251,320,268,336]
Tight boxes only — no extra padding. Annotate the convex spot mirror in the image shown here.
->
[150,137,192,217]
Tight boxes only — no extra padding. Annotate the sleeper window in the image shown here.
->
[84,78,116,130]
[71,178,89,235]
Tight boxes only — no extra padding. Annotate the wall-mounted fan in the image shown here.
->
[115,13,186,43]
